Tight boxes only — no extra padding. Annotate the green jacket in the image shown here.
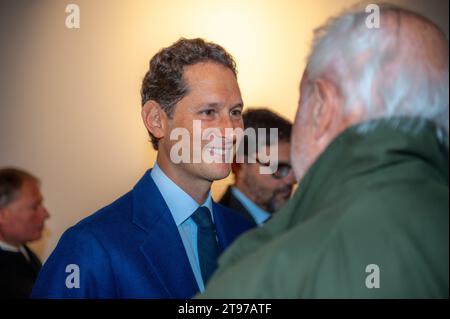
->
[200,118,449,298]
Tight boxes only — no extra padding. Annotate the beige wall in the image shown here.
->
[0,0,448,261]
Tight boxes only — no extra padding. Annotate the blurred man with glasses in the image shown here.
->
[219,108,296,226]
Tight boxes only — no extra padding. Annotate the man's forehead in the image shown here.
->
[183,60,232,74]
[180,72,242,108]
[19,179,41,196]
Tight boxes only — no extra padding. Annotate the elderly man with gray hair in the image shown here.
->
[199,4,449,298]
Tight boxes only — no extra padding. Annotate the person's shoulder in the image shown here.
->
[339,176,448,229]
[35,194,134,289]
[75,190,133,230]
[320,179,449,262]
[53,190,136,253]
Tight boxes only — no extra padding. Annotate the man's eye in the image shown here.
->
[200,109,215,116]
[230,109,242,117]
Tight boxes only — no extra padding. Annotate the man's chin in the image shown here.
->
[205,163,232,181]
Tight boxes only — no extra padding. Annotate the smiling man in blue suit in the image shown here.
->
[32,38,252,298]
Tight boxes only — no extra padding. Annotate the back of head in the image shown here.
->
[305,3,449,136]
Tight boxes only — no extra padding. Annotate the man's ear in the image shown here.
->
[141,101,166,140]
[312,78,339,140]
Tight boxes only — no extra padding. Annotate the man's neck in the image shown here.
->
[156,156,211,205]
[0,236,22,251]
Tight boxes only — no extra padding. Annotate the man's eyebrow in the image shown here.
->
[198,102,243,109]
[231,103,243,109]
[203,103,221,109]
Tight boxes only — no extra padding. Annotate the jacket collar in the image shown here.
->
[131,169,198,298]
[150,163,213,226]
[131,169,237,297]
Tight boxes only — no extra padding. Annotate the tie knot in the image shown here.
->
[191,206,214,229]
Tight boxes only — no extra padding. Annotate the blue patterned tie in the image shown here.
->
[191,206,220,285]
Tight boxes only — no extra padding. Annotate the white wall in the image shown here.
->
[0,0,448,261]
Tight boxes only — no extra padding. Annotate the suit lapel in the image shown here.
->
[220,187,257,226]
[212,203,239,251]
[23,245,42,275]
[132,170,199,298]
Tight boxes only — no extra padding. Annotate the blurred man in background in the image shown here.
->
[219,108,296,226]
[0,168,49,298]
[200,4,449,298]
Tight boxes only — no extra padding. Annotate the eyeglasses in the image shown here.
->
[255,158,292,179]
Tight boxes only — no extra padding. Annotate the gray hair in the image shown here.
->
[0,168,39,209]
[305,3,449,137]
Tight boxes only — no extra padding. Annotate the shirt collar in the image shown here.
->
[231,186,271,225]
[0,240,21,252]
[151,163,213,226]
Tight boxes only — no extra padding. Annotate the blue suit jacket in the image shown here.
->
[32,169,252,298]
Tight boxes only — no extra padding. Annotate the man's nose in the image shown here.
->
[218,114,240,139]
[218,115,234,132]
[40,206,50,220]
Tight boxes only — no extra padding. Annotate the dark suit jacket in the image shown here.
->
[0,245,42,298]
[32,169,252,298]
[219,186,257,227]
